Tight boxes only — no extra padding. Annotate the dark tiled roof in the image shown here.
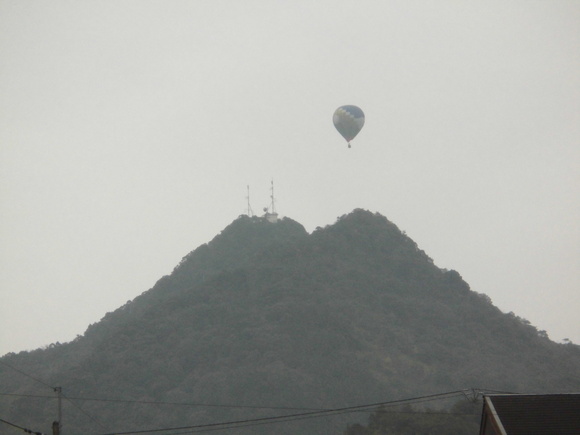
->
[487,394,580,435]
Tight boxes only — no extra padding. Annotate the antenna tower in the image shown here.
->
[270,179,276,214]
[246,185,253,217]
[263,179,279,223]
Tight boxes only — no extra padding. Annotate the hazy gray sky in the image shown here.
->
[1,1,578,356]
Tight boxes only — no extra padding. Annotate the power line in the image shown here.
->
[0,361,108,432]
[161,410,364,435]
[0,392,325,412]
[144,389,490,435]
[61,393,110,432]
[161,403,485,435]
[0,387,504,434]
[0,416,45,435]
[0,360,54,391]
[0,387,509,410]
[96,389,477,435]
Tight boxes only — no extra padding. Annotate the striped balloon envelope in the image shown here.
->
[333,105,365,148]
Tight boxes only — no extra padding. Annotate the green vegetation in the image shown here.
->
[1,210,578,434]
[345,399,482,435]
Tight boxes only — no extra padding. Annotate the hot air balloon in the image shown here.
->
[333,105,365,148]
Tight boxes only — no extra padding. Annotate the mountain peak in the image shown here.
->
[1,209,578,435]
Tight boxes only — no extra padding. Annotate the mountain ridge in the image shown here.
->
[1,209,578,434]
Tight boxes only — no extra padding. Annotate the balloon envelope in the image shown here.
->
[333,105,365,144]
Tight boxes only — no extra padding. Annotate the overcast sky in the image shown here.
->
[1,1,578,356]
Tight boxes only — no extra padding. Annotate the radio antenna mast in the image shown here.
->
[270,179,276,214]
[263,179,278,223]
[246,185,253,217]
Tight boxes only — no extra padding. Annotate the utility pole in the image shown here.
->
[52,387,62,435]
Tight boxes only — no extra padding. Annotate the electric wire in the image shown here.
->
[61,392,111,432]
[0,392,326,412]
[97,389,476,435]
[0,387,507,410]
[107,391,467,435]
[161,405,484,435]
[0,386,500,434]
[0,416,45,434]
[0,360,109,432]
[0,360,54,391]
[142,389,485,435]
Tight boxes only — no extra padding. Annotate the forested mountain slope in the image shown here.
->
[1,210,578,435]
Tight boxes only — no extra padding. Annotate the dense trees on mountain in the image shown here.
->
[1,210,579,434]
[345,399,482,435]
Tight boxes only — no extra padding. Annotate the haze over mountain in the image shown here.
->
[1,209,578,435]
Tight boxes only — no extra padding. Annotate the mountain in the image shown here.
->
[1,209,579,435]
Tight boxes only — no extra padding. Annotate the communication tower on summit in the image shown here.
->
[246,185,253,217]
[263,179,278,223]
